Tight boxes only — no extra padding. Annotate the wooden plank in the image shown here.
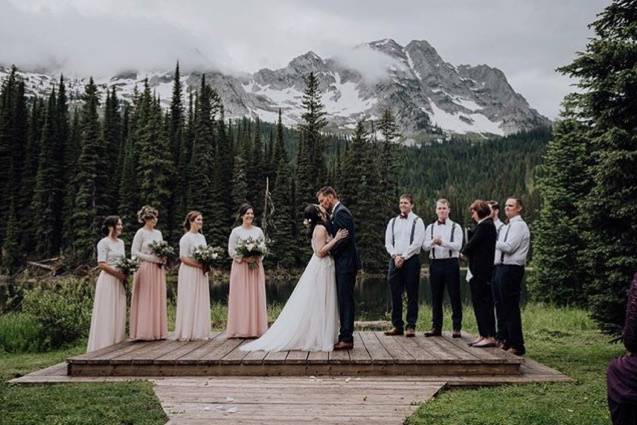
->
[179,335,233,363]
[359,332,393,364]
[328,347,350,364]
[375,332,415,364]
[111,341,175,364]
[392,334,437,361]
[85,341,154,363]
[441,332,510,363]
[307,350,329,364]
[131,340,185,364]
[67,340,132,363]
[241,349,269,365]
[348,332,372,364]
[155,335,220,363]
[427,336,480,362]
[285,350,309,364]
[219,339,251,364]
[457,333,523,363]
[263,350,289,364]
[412,335,459,361]
[197,337,245,363]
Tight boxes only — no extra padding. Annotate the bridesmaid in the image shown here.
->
[129,205,168,340]
[87,216,127,352]
[174,211,211,340]
[226,203,268,338]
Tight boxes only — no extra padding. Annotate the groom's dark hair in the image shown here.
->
[316,186,337,198]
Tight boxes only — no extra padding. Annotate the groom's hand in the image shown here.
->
[394,256,405,268]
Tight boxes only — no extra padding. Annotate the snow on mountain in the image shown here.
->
[0,38,550,139]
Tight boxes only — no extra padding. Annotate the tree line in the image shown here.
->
[0,63,548,275]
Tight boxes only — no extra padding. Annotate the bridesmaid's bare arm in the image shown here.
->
[98,261,127,282]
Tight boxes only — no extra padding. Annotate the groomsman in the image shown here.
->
[423,199,463,337]
[493,197,530,356]
[384,194,425,337]
[488,200,506,342]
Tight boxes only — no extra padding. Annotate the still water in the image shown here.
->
[1,270,527,318]
[175,270,528,319]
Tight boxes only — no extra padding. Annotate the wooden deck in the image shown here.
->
[67,331,524,377]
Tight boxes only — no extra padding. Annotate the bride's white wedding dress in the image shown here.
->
[240,225,339,352]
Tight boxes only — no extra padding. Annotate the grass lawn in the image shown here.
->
[0,346,167,425]
[0,304,622,424]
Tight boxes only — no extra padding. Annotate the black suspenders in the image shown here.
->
[430,222,457,259]
[391,216,420,247]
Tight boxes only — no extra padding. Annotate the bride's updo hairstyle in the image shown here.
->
[303,204,325,239]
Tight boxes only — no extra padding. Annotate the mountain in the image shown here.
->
[0,38,550,139]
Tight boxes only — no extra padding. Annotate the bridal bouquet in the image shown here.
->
[235,237,268,270]
[115,256,140,276]
[192,245,226,272]
[149,240,176,267]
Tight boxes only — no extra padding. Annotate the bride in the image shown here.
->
[240,204,348,352]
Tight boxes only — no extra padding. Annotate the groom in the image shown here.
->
[317,186,361,350]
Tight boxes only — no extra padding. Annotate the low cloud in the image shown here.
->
[330,44,405,83]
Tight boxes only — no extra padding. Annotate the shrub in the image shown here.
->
[22,277,94,350]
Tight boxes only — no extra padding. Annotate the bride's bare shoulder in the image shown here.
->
[313,224,328,235]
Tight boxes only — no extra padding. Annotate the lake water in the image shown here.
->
[2,270,528,319]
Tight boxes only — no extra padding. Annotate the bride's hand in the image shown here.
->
[335,229,349,240]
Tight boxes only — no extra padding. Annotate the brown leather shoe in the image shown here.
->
[452,330,462,338]
[384,327,404,336]
[405,328,416,338]
[333,341,354,350]
[424,328,442,337]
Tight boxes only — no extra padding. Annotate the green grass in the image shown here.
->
[407,303,620,425]
[0,312,43,353]
[0,346,167,425]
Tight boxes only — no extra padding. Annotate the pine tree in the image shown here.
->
[378,108,401,219]
[208,110,234,246]
[32,88,66,257]
[175,88,195,225]
[189,74,219,241]
[1,200,21,274]
[102,86,123,211]
[71,78,105,263]
[164,62,184,242]
[529,103,590,305]
[557,0,637,332]
[136,93,175,221]
[0,67,27,246]
[296,72,327,206]
[249,118,265,218]
[61,106,80,252]
[268,111,297,267]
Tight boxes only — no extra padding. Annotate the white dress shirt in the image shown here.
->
[423,219,462,259]
[384,212,425,261]
[495,215,530,266]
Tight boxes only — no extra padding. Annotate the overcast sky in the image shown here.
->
[0,0,610,119]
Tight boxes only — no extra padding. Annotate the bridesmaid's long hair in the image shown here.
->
[303,204,326,239]
[101,215,121,237]
[183,211,202,232]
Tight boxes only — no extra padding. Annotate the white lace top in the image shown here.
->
[97,237,125,266]
[131,227,163,263]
